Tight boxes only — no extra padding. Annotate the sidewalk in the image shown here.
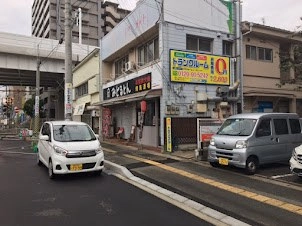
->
[101,138,208,161]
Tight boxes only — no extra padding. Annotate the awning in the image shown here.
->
[102,89,162,106]
[244,91,295,99]
[73,103,86,115]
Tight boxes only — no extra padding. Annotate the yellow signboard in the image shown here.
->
[166,118,172,152]
[170,50,230,85]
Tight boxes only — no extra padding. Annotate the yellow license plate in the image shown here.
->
[218,158,229,165]
[70,164,83,171]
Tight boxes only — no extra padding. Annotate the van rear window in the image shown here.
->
[289,119,301,134]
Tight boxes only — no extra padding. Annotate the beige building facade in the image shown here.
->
[242,22,302,116]
[72,48,100,134]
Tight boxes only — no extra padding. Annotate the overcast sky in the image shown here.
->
[0,0,301,35]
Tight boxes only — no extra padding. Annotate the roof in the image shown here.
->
[228,113,299,120]
[46,120,89,126]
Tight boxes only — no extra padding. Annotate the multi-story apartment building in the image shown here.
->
[31,0,130,46]
[241,22,302,115]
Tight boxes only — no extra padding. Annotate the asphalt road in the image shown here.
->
[101,142,302,226]
[0,140,211,226]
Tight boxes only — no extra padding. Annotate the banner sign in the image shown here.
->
[166,117,172,152]
[170,50,230,85]
[103,73,151,100]
[65,83,72,114]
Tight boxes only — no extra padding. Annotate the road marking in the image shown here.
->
[0,150,35,155]
[271,174,293,179]
[103,148,117,154]
[124,154,302,216]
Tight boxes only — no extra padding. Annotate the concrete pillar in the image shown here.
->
[289,97,297,113]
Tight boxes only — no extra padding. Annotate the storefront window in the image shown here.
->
[137,100,156,126]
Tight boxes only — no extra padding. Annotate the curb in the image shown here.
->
[104,160,250,226]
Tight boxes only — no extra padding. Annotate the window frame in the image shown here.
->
[186,35,213,53]
[75,82,88,98]
[114,55,129,78]
[138,37,159,67]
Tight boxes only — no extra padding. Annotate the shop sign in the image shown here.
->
[103,73,151,100]
[170,49,230,85]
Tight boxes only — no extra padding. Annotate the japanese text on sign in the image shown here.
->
[170,50,230,85]
[103,73,152,100]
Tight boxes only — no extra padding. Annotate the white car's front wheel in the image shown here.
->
[36,152,42,166]
[48,159,56,179]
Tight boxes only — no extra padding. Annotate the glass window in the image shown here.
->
[199,38,212,52]
[223,41,232,56]
[217,118,257,136]
[138,37,159,67]
[186,36,198,51]
[114,55,129,78]
[75,82,88,98]
[273,119,289,135]
[246,45,257,60]
[258,47,272,61]
[289,119,301,134]
[186,35,212,52]
[53,124,96,142]
[256,118,271,137]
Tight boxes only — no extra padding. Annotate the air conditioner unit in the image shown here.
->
[125,61,136,73]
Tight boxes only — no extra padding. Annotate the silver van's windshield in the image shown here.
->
[53,125,96,142]
[217,118,257,136]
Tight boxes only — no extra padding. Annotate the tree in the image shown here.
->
[278,43,302,90]
[23,98,45,118]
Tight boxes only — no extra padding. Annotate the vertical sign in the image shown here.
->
[34,96,39,116]
[65,83,72,114]
[166,117,172,152]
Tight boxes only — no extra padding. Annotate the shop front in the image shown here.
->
[102,73,161,147]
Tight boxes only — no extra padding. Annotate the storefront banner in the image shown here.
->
[103,73,151,100]
[170,50,230,85]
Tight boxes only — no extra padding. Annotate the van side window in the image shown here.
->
[256,119,271,137]
[274,119,288,135]
[289,119,301,134]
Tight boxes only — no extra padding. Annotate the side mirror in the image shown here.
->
[39,134,49,141]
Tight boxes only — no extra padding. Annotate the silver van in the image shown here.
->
[208,113,302,175]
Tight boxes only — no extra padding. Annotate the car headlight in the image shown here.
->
[96,146,103,154]
[292,149,297,160]
[53,145,68,156]
[210,138,215,146]
[235,140,247,149]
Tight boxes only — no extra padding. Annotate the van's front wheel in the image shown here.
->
[245,157,258,175]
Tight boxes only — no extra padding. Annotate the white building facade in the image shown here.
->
[100,0,240,151]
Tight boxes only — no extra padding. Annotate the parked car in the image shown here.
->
[37,120,104,179]
[208,113,302,175]
[290,144,302,177]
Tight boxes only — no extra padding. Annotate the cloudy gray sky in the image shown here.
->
[0,0,301,36]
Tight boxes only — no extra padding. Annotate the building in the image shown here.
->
[72,48,101,134]
[31,0,130,46]
[99,0,239,150]
[241,22,302,115]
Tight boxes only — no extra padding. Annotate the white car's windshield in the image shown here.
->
[53,125,96,142]
[217,118,257,136]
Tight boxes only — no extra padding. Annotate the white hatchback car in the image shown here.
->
[37,120,104,179]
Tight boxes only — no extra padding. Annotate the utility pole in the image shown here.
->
[65,0,73,120]
[34,45,41,136]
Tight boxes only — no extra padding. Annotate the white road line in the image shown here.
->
[271,174,293,179]
[0,150,35,155]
